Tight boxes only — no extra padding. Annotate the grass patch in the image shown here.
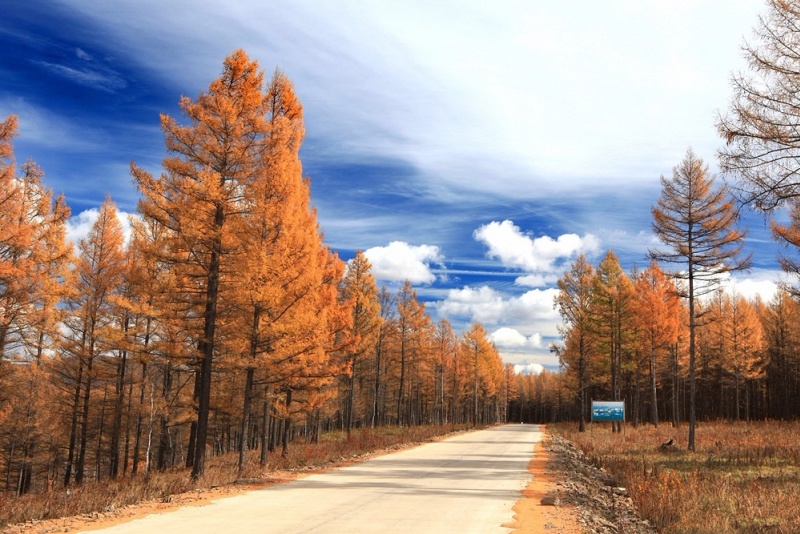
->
[1,424,473,529]
[550,421,800,533]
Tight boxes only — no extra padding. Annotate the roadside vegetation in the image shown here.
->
[551,421,800,533]
[0,424,471,529]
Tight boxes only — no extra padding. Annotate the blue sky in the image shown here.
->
[1,0,787,371]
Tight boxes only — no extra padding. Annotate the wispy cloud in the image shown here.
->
[0,96,103,151]
[37,62,125,92]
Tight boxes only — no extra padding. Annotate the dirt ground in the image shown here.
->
[5,428,586,534]
[507,435,584,533]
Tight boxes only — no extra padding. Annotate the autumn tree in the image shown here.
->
[394,280,430,426]
[717,0,800,211]
[650,149,751,450]
[555,254,596,432]
[632,262,681,427]
[60,197,126,485]
[340,251,380,436]
[761,289,800,419]
[223,67,331,469]
[433,319,458,425]
[0,115,72,365]
[717,1,800,293]
[590,250,635,432]
[725,294,765,421]
[371,286,395,427]
[132,51,271,479]
[458,322,504,425]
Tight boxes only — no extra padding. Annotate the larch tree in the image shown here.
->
[650,149,751,450]
[762,289,800,418]
[0,116,72,365]
[554,254,596,432]
[724,294,765,421]
[394,280,430,426]
[590,250,635,432]
[371,286,395,427]
[717,0,800,211]
[632,262,681,427]
[340,250,380,437]
[771,201,800,293]
[460,322,492,426]
[131,50,269,479]
[433,319,458,425]
[228,67,321,470]
[717,0,800,293]
[61,196,126,485]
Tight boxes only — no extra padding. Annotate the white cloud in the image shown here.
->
[438,285,559,327]
[514,363,544,376]
[490,327,542,350]
[723,270,783,302]
[67,208,135,246]
[515,274,557,288]
[474,220,599,273]
[363,241,443,284]
[37,61,127,92]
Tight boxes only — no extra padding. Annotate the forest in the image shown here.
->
[0,50,538,498]
[4,0,800,504]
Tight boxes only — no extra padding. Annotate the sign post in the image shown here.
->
[591,400,625,423]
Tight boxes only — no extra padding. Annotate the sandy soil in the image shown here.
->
[507,435,584,533]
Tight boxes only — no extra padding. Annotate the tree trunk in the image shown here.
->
[397,336,406,426]
[191,204,224,480]
[64,357,84,486]
[650,348,659,427]
[131,362,147,476]
[75,345,95,485]
[346,354,355,438]
[372,335,382,428]
[238,367,254,474]
[132,316,151,476]
[688,274,697,451]
[281,389,292,458]
[109,318,129,478]
[260,385,270,466]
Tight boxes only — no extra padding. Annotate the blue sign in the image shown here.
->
[591,401,625,422]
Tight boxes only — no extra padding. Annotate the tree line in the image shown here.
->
[0,51,547,497]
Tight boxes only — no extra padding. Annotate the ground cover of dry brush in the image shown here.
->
[1,425,472,531]
[550,421,800,533]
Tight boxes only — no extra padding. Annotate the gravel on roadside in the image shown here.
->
[545,435,657,534]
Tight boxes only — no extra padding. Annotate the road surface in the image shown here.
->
[85,424,543,533]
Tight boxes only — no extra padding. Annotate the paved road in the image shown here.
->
[86,424,543,533]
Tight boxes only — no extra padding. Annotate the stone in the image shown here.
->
[540,495,560,506]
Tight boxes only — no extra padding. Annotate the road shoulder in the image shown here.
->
[507,428,584,533]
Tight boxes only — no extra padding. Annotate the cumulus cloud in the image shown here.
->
[514,363,544,375]
[438,285,559,325]
[723,272,781,303]
[363,241,443,284]
[489,327,542,350]
[473,220,599,274]
[67,208,135,246]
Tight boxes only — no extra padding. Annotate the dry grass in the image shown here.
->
[0,424,471,529]
[550,420,800,533]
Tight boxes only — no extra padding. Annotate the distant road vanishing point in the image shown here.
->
[85,424,543,533]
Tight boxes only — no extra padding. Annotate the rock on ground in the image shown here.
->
[545,435,657,534]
